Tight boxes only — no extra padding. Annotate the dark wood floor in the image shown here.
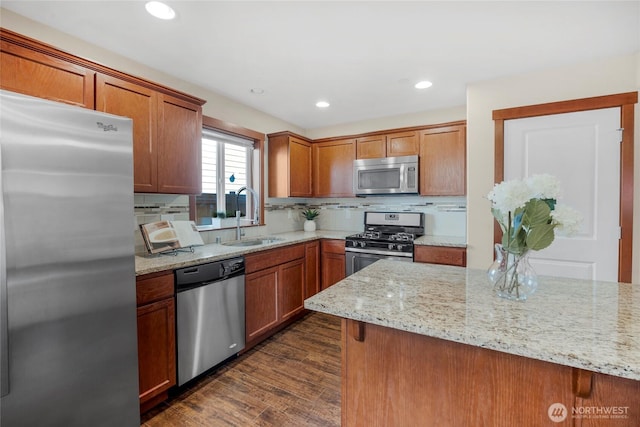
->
[141,312,341,426]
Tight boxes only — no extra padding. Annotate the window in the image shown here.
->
[195,128,257,228]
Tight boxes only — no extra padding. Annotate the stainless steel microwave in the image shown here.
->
[353,155,419,195]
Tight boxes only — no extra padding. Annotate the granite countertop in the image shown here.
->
[135,230,354,276]
[305,260,640,381]
[414,235,466,247]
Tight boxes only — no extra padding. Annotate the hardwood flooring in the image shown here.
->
[141,312,341,426]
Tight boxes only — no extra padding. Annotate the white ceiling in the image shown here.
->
[3,1,639,130]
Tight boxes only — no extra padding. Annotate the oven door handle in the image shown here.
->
[344,247,413,258]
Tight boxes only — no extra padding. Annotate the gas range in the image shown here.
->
[345,212,425,258]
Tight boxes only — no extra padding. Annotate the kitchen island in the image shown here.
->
[304,260,640,426]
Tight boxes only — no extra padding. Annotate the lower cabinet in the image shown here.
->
[135,272,176,413]
[414,245,466,267]
[305,240,320,298]
[245,244,306,348]
[321,239,346,290]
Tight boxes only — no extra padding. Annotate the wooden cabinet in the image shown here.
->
[0,36,95,108]
[387,130,419,157]
[305,240,320,299]
[96,78,202,194]
[136,272,176,413]
[313,139,356,197]
[356,131,418,159]
[321,239,346,290]
[245,244,306,347]
[414,245,466,267]
[95,74,158,192]
[355,135,386,159]
[342,319,640,427]
[268,132,313,197]
[1,29,205,195]
[157,94,202,194]
[419,125,466,196]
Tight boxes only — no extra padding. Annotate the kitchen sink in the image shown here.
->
[222,237,284,247]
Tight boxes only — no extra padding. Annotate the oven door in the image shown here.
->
[345,250,413,276]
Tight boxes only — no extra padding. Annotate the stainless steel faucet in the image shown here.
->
[235,186,259,240]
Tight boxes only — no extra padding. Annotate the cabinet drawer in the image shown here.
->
[321,239,345,255]
[136,272,174,306]
[414,246,466,267]
[245,243,305,273]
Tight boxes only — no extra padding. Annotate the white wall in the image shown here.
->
[466,53,640,283]
[0,9,304,136]
[306,105,466,139]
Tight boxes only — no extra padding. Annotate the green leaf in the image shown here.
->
[503,228,527,255]
[526,223,555,251]
[522,199,551,228]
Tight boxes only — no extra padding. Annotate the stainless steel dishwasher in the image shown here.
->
[175,257,245,386]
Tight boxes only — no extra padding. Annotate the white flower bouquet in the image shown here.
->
[488,174,582,255]
[487,174,582,300]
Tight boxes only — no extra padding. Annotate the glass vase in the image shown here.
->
[487,244,538,301]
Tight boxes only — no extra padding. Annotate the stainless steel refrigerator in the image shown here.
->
[0,90,140,426]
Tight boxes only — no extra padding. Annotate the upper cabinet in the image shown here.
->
[1,29,206,195]
[156,94,202,194]
[313,138,356,197]
[419,124,466,196]
[356,131,419,159]
[268,133,313,197]
[95,74,158,193]
[0,37,95,108]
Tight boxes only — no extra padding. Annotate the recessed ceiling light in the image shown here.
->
[250,88,265,95]
[145,1,176,20]
[316,101,330,108]
[414,81,433,89]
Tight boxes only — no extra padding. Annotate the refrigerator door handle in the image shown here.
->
[1,144,9,397]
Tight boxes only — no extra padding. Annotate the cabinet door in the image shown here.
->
[321,239,346,290]
[289,137,313,197]
[387,130,419,156]
[313,139,356,197]
[157,94,202,194]
[245,266,279,341]
[137,297,176,405]
[0,39,95,108]
[96,74,158,193]
[356,135,386,159]
[414,246,466,267]
[305,241,320,299]
[419,125,466,196]
[278,258,305,322]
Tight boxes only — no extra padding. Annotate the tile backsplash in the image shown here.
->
[134,193,466,255]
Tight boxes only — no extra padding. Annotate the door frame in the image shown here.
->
[492,92,638,283]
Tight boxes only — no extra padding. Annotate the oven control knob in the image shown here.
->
[388,243,395,250]
[350,241,358,247]
[397,244,404,251]
[359,241,366,248]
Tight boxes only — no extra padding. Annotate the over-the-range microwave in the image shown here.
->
[353,155,419,195]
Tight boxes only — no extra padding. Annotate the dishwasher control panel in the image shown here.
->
[175,256,245,291]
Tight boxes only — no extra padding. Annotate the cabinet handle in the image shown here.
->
[1,145,9,397]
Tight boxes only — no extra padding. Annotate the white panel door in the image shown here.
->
[504,107,621,281]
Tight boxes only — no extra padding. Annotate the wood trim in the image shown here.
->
[266,130,312,142]
[493,93,636,283]
[619,104,635,283]
[313,120,467,144]
[493,92,638,120]
[199,115,266,226]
